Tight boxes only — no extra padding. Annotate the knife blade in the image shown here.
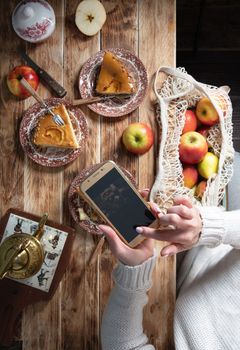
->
[19,49,67,98]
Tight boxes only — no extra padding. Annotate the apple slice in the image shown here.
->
[75,0,106,36]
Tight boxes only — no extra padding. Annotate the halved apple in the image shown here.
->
[75,0,106,36]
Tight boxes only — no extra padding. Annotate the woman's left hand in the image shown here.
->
[99,189,154,266]
[136,196,202,256]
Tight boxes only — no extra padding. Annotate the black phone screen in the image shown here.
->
[86,168,155,243]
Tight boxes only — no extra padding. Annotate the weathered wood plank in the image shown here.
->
[61,0,101,349]
[101,0,138,175]
[99,0,139,338]
[139,1,176,349]
[0,1,27,345]
[0,0,25,218]
[21,1,64,349]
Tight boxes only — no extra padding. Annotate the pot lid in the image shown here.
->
[12,0,55,43]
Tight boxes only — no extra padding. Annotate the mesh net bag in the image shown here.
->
[150,67,234,210]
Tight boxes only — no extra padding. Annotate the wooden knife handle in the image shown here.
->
[72,96,103,106]
[38,69,67,98]
[20,78,46,106]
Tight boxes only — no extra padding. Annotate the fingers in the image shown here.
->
[136,226,180,242]
[173,196,193,209]
[167,205,193,219]
[148,197,193,221]
[139,188,150,200]
[161,243,186,256]
[149,202,161,217]
[158,213,181,228]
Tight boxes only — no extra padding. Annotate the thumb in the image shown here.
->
[99,224,127,257]
[173,196,193,209]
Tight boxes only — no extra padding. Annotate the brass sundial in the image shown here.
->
[0,213,48,279]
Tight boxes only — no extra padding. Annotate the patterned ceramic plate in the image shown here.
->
[19,98,88,167]
[79,48,148,117]
[68,162,136,235]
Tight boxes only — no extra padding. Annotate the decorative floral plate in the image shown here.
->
[68,162,136,235]
[19,98,88,167]
[79,48,148,117]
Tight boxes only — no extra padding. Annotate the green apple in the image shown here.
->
[197,152,219,179]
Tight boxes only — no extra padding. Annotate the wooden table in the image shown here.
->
[0,1,176,349]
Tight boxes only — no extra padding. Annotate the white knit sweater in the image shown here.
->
[101,153,240,350]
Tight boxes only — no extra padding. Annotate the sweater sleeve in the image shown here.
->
[101,254,157,350]
[197,206,240,248]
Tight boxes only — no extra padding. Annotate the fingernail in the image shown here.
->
[164,252,174,257]
[143,188,150,191]
[136,227,143,234]
[98,224,107,233]
[151,202,161,213]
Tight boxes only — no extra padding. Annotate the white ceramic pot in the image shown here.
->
[12,0,56,43]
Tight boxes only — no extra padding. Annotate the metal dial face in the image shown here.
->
[0,234,44,279]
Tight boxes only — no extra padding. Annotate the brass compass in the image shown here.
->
[0,213,48,280]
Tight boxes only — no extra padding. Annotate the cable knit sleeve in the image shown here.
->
[198,206,240,248]
[101,254,157,350]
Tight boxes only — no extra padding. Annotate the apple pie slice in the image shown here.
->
[96,51,135,95]
[33,104,79,149]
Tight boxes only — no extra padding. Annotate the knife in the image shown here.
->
[19,49,67,98]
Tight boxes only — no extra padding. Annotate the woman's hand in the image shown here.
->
[136,196,202,256]
[98,225,154,266]
[99,189,154,266]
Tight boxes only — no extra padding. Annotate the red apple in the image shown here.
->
[197,117,202,128]
[7,65,39,99]
[197,126,210,139]
[195,180,207,200]
[179,131,208,164]
[196,97,219,126]
[182,110,197,134]
[182,165,198,189]
[122,123,154,155]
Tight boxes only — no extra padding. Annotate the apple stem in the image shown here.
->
[135,136,141,142]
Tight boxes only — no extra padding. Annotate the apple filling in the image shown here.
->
[45,127,65,144]
[33,104,79,149]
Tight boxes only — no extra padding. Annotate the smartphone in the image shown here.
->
[79,161,156,247]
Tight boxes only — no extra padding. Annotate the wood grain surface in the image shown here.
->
[0,1,176,349]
